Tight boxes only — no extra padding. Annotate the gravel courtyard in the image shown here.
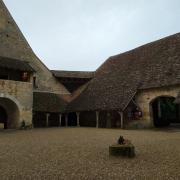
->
[0,128,180,180]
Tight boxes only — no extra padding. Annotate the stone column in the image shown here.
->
[120,112,124,129]
[76,112,80,127]
[46,113,50,127]
[118,111,124,129]
[59,114,62,127]
[65,114,68,127]
[96,111,99,128]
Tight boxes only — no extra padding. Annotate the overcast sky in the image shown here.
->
[3,0,180,71]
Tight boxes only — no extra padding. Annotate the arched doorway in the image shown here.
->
[151,96,179,127]
[0,106,7,129]
[0,97,20,129]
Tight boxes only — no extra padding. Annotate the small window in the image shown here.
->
[33,76,37,88]
[22,72,30,82]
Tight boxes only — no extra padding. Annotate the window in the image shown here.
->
[33,76,37,88]
[22,72,30,82]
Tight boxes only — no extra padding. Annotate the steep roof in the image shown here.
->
[0,0,69,94]
[68,33,180,112]
[0,56,34,72]
[33,92,67,113]
[51,70,94,79]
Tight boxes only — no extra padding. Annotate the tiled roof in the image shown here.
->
[51,70,94,79]
[0,56,34,72]
[33,92,67,113]
[68,33,180,112]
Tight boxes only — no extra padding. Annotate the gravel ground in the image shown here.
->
[0,127,180,180]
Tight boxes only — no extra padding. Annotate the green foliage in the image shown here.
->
[160,97,177,120]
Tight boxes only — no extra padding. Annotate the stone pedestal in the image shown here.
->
[109,144,135,158]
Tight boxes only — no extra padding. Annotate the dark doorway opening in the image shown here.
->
[68,113,77,126]
[99,111,107,128]
[110,111,121,128]
[79,111,96,127]
[49,113,59,127]
[0,106,7,129]
[0,75,8,80]
[61,115,66,127]
[152,96,179,127]
[33,112,46,127]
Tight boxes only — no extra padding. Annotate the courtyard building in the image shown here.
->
[0,0,69,129]
[67,33,180,128]
[0,56,34,129]
[0,0,179,129]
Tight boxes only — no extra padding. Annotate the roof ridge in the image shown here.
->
[110,32,180,59]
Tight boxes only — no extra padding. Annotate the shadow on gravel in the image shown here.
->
[152,126,180,133]
[0,129,18,134]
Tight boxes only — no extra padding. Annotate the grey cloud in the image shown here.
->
[3,0,180,70]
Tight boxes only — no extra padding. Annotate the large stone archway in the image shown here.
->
[0,105,7,129]
[0,97,20,129]
[135,86,180,128]
[150,96,179,127]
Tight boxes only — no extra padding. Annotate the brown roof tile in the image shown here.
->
[0,56,34,72]
[51,70,94,79]
[68,33,180,112]
[33,92,67,113]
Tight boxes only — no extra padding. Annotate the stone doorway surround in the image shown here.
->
[135,85,180,128]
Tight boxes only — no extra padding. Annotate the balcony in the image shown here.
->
[0,79,33,98]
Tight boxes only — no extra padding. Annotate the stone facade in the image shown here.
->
[0,0,70,94]
[0,0,70,129]
[0,79,33,128]
[0,1,179,130]
[131,85,180,128]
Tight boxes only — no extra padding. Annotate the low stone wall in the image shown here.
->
[0,80,33,128]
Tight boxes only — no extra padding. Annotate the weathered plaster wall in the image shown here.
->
[0,80,33,128]
[133,85,180,128]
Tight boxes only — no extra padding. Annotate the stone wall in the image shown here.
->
[0,0,70,94]
[133,85,180,128]
[0,79,33,128]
